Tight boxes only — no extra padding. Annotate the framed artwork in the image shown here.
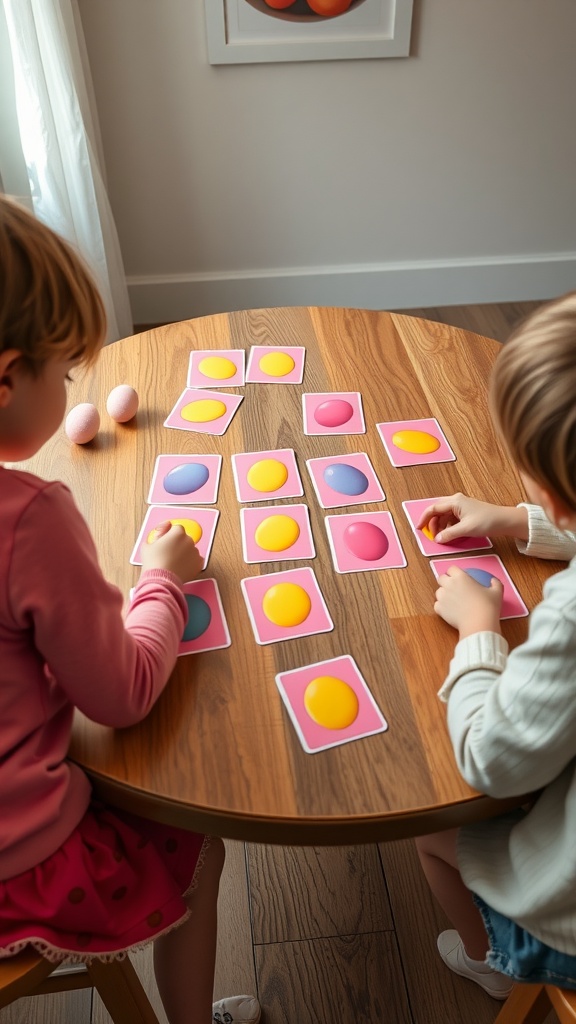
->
[204,0,414,65]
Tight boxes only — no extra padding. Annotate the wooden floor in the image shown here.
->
[4,301,557,1024]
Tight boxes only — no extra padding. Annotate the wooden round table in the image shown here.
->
[23,307,553,844]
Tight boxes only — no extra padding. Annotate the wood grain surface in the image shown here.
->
[17,307,556,844]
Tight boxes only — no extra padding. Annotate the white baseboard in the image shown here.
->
[127,253,576,325]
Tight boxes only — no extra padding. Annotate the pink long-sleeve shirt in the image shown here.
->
[0,466,188,881]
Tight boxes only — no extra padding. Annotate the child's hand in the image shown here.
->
[140,521,203,583]
[434,565,503,639]
[417,493,529,544]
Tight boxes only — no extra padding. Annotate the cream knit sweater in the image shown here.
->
[439,505,576,954]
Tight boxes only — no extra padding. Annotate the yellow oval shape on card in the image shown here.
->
[181,399,227,423]
[392,429,441,454]
[247,458,289,493]
[258,352,295,377]
[147,518,202,544]
[198,356,236,380]
[255,514,300,552]
[304,676,359,730]
[262,582,311,627]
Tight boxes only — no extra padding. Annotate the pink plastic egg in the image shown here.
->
[343,521,389,561]
[65,403,100,445]
[106,384,139,423]
[314,399,354,428]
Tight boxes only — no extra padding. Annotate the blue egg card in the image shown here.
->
[178,578,231,655]
[147,454,222,505]
[306,452,386,509]
[429,554,529,619]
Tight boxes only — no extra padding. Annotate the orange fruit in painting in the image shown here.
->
[263,0,298,9]
[306,0,353,14]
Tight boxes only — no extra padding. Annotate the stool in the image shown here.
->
[0,948,159,1023]
[494,982,576,1023]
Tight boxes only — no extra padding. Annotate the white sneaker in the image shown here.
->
[212,994,261,1023]
[437,930,514,1000]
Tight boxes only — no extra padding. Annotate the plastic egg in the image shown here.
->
[392,429,440,455]
[181,399,226,423]
[254,514,300,552]
[182,594,212,641]
[262,582,311,627]
[304,675,359,730]
[65,403,100,444]
[323,463,369,496]
[314,399,354,428]
[465,568,497,588]
[198,356,236,380]
[106,384,139,423]
[343,522,389,561]
[247,459,289,493]
[258,352,295,377]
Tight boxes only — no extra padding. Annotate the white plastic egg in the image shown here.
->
[106,384,139,423]
[65,403,100,445]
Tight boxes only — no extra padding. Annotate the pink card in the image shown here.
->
[302,391,365,436]
[187,349,245,388]
[325,511,406,574]
[178,578,231,656]
[164,388,243,435]
[306,452,386,509]
[246,346,305,384]
[232,448,303,503]
[377,417,456,467]
[429,554,529,619]
[130,505,219,570]
[147,454,222,505]
[241,566,333,645]
[275,655,388,754]
[240,503,315,563]
[402,498,492,557]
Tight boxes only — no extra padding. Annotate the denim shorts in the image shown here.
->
[474,894,576,989]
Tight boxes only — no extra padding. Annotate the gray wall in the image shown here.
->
[78,0,576,321]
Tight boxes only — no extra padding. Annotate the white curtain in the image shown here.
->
[2,0,133,342]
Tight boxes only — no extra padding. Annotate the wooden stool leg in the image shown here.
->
[86,957,160,1024]
[493,983,551,1024]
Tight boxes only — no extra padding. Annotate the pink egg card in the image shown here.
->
[178,578,231,656]
[325,511,407,574]
[147,454,223,505]
[305,452,386,509]
[187,349,245,389]
[377,417,456,468]
[130,505,219,570]
[232,448,304,503]
[302,391,366,436]
[275,655,388,754]
[240,503,316,564]
[164,388,244,435]
[402,498,493,557]
[429,554,529,619]
[246,346,306,384]
[240,566,333,645]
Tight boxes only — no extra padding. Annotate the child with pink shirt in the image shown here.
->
[0,196,260,1024]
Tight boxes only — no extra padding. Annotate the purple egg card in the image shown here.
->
[246,346,305,384]
[430,554,529,619]
[325,511,406,574]
[306,452,386,509]
[275,655,388,754]
[240,566,333,645]
[187,349,245,389]
[178,578,231,656]
[402,498,492,556]
[147,454,222,505]
[302,391,366,436]
[240,503,315,564]
[130,505,219,570]
[377,417,456,468]
[232,448,303,503]
[164,388,243,435]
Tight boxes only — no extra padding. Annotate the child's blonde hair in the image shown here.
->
[490,291,576,511]
[0,196,106,374]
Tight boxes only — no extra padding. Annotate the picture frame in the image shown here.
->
[204,0,414,65]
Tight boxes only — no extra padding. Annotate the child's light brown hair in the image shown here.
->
[489,291,576,512]
[0,195,106,374]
